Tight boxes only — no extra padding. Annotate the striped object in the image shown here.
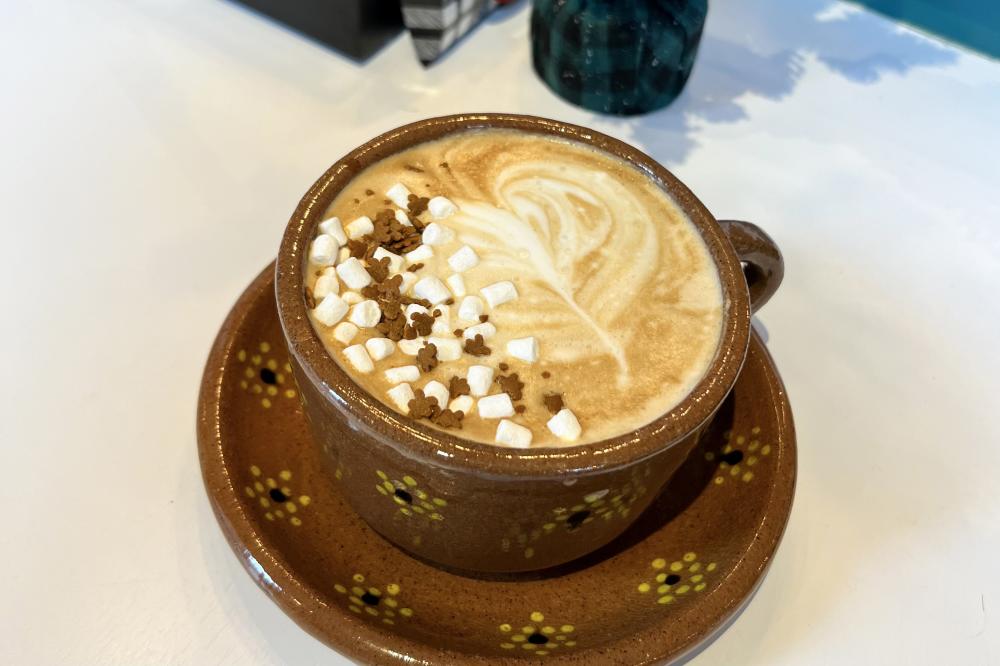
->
[402,0,505,64]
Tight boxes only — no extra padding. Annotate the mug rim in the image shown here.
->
[276,113,750,477]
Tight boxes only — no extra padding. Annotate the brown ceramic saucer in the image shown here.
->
[198,264,796,665]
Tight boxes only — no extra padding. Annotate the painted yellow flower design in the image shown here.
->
[244,466,311,526]
[705,426,771,485]
[375,470,447,521]
[333,574,413,625]
[498,612,576,656]
[636,552,717,604]
[237,341,297,409]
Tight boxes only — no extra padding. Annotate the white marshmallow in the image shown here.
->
[385,182,412,209]
[319,217,348,245]
[313,294,349,326]
[346,216,374,240]
[337,246,351,264]
[331,322,358,345]
[421,222,453,246]
[413,276,451,305]
[447,245,479,273]
[422,380,449,408]
[313,268,340,299]
[448,395,475,415]
[372,247,405,274]
[547,408,582,442]
[446,274,466,298]
[394,209,413,227]
[495,419,533,448]
[478,393,514,419]
[427,336,463,361]
[398,337,427,356]
[428,195,457,219]
[399,271,418,294]
[349,300,381,328]
[457,296,484,322]
[507,337,539,363]
[406,245,434,263]
[384,365,420,384]
[342,291,363,305]
[336,257,372,290]
[463,322,497,340]
[309,234,339,266]
[481,281,519,308]
[387,383,415,413]
[466,365,494,397]
[405,303,430,323]
[343,344,374,373]
[365,337,396,361]
[430,305,451,335]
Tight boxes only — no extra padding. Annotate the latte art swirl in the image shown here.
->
[307,130,724,446]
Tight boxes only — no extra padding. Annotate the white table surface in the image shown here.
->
[3,0,999,663]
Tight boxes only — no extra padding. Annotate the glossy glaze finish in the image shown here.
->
[198,264,796,663]
[275,114,781,571]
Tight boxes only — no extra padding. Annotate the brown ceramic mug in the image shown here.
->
[275,114,783,573]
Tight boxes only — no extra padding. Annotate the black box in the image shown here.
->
[233,0,404,61]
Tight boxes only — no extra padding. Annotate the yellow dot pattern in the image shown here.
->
[334,575,412,625]
[497,613,577,657]
[244,467,308,526]
[638,553,718,606]
[236,344,297,408]
[709,426,770,485]
[373,470,447,524]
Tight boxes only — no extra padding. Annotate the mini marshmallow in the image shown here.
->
[399,271,418,294]
[422,380,449,408]
[413,276,451,305]
[349,300,381,328]
[547,408,582,442]
[365,337,395,361]
[313,294,349,326]
[319,217,348,245]
[458,296,484,322]
[406,245,434,264]
[448,395,475,415]
[346,216,374,240]
[478,393,514,419]
[384,365,420,384]
[313,268,340,299]
[421,222,453,246]
[446,274,466,298]
[428,195,457,219]
[385,182,412,209]
[427,336,463,361]
[341,291,363,305]
[398,337,426,356]
[463,322,497,340]
[387,383,415,413]
[447,245,479,273]
[495,419,533,448]
[336,257,372,290]
[466,365,494,397]
[343,344,374,373]
[507,337,539,363]
[337,246,351,264]
[394,209,413,227]
[309,234,339,266]
[372,247,405,274]
[405,303,430,323]
[481,281,519,308]
[430,305,451,335]
[331,322,358,345]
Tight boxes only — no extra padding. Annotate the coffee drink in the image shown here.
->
[304,129,723,447]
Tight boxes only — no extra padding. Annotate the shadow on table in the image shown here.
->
[603,0,958,167]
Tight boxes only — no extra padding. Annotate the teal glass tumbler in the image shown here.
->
[531,0,708,116]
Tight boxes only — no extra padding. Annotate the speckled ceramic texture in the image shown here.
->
[274,114,784,572]
[198,265,796,664]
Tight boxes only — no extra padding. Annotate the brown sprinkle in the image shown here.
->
[479,314,489,323]
[347,238,368,259]
[364,188,374,196]
[497,373,524,401]
[543,393,564,415]
[431,408,464,428]
[404,164,425,173]
[448,376,470,396]
[514,404,527,414]
[541,371,551,379]
[411,312,435,336]
[464,334,491,357]
[407,193,430,218]
[408,389,440,420]
[453,328,464,337]
[382,199,392,205]
[444,298,455,306]
[367,257,391,283]
[352,198,360,204]
[416,342,439,372]
[498,363,509,372]
[406,263,424,273]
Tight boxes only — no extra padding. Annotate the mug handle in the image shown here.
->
[718,220,784,314]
